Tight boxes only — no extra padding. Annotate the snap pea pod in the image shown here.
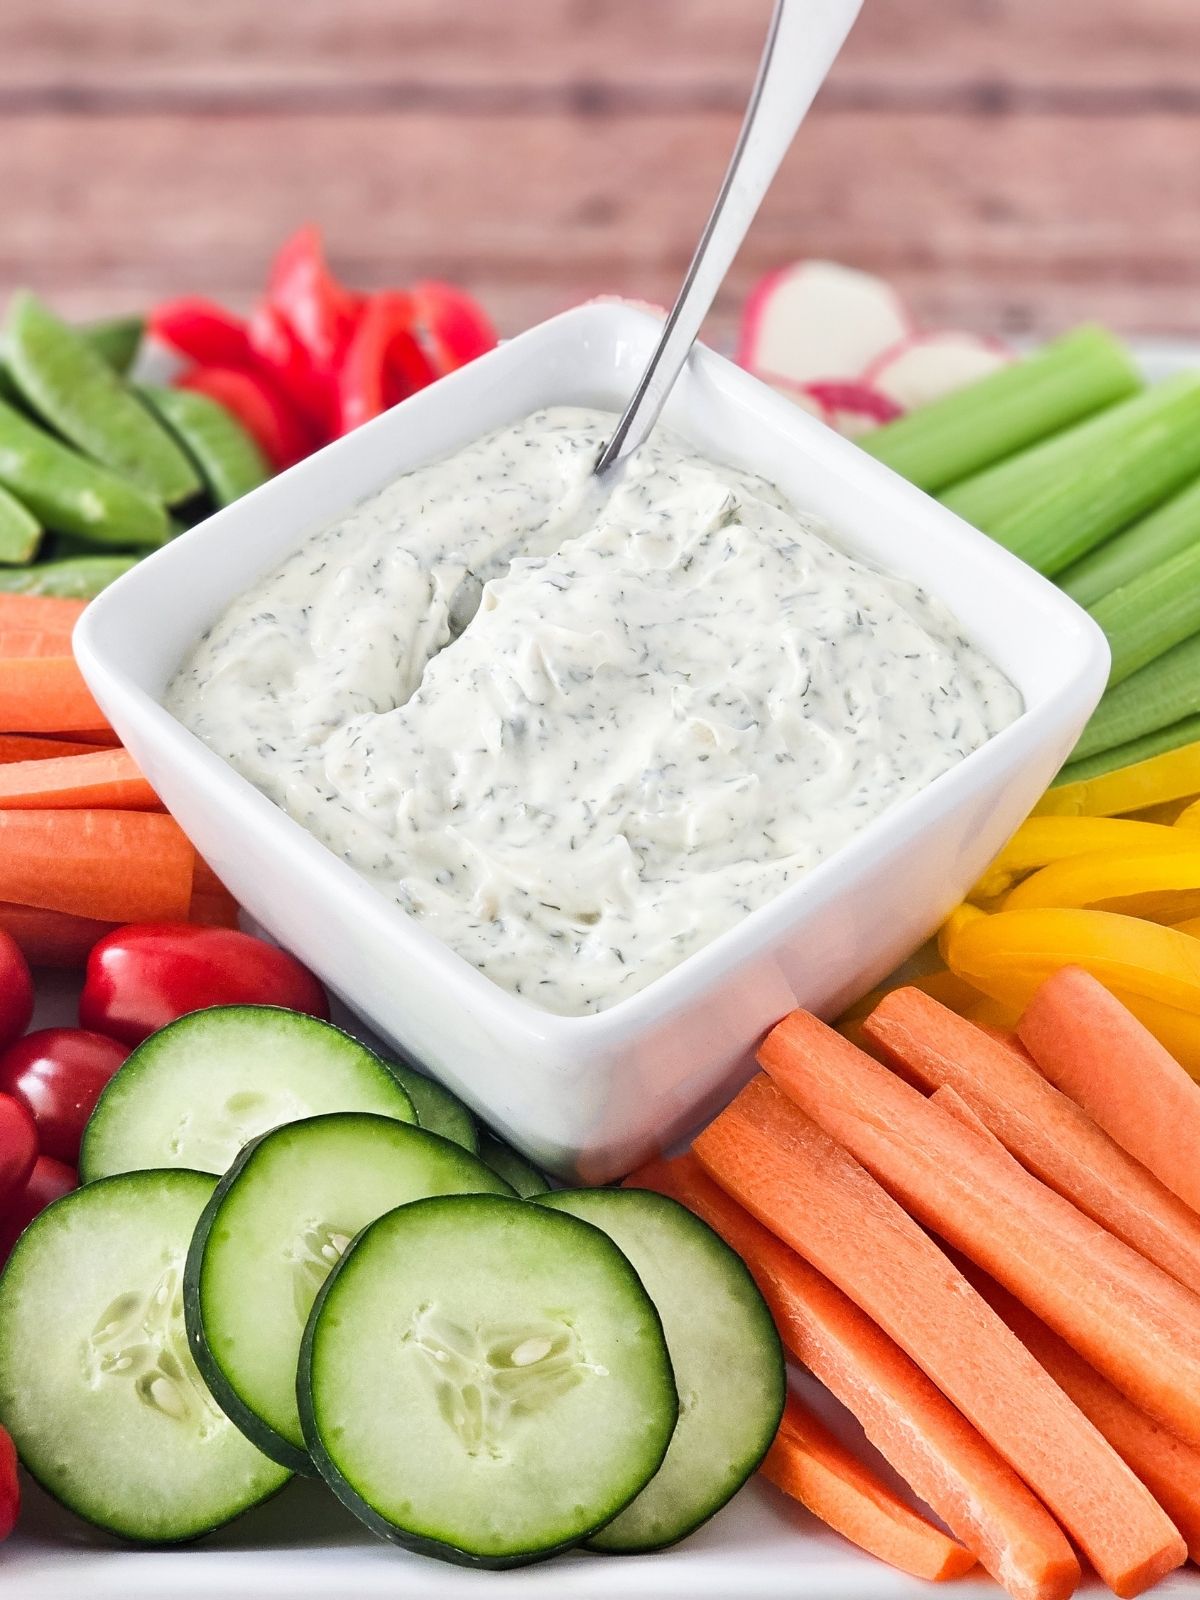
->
[6,292,198,506]
[0,397,168,547]
[139,384,269,508]
[0,553,140,599]
[0,482,41,565]
[81,314,144,376]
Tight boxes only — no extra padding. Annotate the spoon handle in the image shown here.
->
[596,0,863,473]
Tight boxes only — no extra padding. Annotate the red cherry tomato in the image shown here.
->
[0,929,33,1056]
[0,1029,130,1165]
[0,1095,37,1211]
[0,1157,77,1266]
[0,1424,18,1541]
[79,923,330,1046]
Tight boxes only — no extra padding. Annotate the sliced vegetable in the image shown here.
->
[971,816,1198,902]
[300,1193,677,1567]
[384,1060,477,1153]
[798,380,901,438]
[633,1152,1077,1600]
[760,1009,1200,1455]
[863,325,1140,494]
[541,1186,784,1553]
[0,594,85,631]
[6,292,200,506]
[0,555,140,599]
[736,261,911,387]
[186,1112,513,1472]
[79,1006,415,1180]
[175,364,313,472]
[1091,538,1200,688]
[0,1027,128,1164]
[477,1128,549,1196]
[942,373,1200,575]
[1003,845,1200,924]
[1060,474,1200,609]
[0,484,41,566]
[1039,735,1200,814]
[410,281,498,374]
[0,398,168,548]
[1019,967,1200,1216]
[692,1074,1176,1597]
[0,735,104,763]
[267,225,358,388]
[336,293,412,435]
[0,656,109,733]
[139,384,269,508]
[0,1170,291,1539]
[1059,716,1200,786]
[149,298,256,369]
[0,748,158,810]
[81,314,144,376]
[761,1392,976,1583]
[1076,632,1200,763]
[865,988,1200,1295]
[0,902,114,968]
[863,329,1009,413]
[0,810,191,923]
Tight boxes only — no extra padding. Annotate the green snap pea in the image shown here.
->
[0,553,140,599]
[80,314,145,376]
[139,384,269,509]
[6,292,198,506]
[0,482,41,566]
[0,397,168,548]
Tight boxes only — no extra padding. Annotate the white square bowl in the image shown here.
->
[73,302,1109,1181]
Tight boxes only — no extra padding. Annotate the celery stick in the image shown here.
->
[943,374,1200,576]
[1090,540,1200,687]
[860,326,1140,493]
[1057,712,1200,786]
[1059,475,1200,608]
[1074,634,1200,762]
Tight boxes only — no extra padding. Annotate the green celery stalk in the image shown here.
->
[1056,711,1200,786]
[1090,540,1200,687]
[942,373,1200,575]
[1073,633,1200,763]
[860,326,1140,493]
[1058,475,1200,608]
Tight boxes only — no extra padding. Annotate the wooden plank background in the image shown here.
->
[1,0,1198,345]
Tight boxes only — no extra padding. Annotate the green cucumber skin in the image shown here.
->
[386,1061,478,1154]
[183,1113,514,1476]
[0,1170,291,1543]
[477,1128,550,1196]
[298,1193,678,1570]
[540,1187,786,1555]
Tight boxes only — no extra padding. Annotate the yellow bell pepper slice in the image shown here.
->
[1002,847,1200,924]
[1174,917,1200,937]
[1177,798,1200,831]
[1034,738,1200,819]
[1125,797,1200,825]
[937,903,986,966]
[944,906,1200,1017]
[970,816,1196,902]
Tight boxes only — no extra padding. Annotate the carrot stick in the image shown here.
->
[865,988,1200,1296]
[0,596,86,633]
[0,630,78,660]
[0,810,193,922]
[978,1275,1200,1566]
[760,1391,977,1583]
[0,902,115,967]
[54,728,121,747]
[0,749,159,811]
[189,885,240,928]
[632,1154,1078,1600]
[0,658,111,735]
[693,1075,1183,1597]
[0,736,107,763]
[1019,965,1200,1216]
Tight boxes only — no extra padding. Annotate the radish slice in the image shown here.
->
[762,375,901,438]
[864,330,1011,411]
[737,261,912,387]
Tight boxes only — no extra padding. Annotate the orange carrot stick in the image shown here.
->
[0,749,159,811]
[0,736,108,763]
[0,902,115,967]
[693,1075,1183,1597]
[979,1276,1200,1566]
[865,987,1200,1297]
[761,1391,977,1582]
[633,1153,1077,1600]
[0,658,110,735]
[762,1010,1200,1455]
[0,810,193,922]
[1020,966,1200,1217]
[189,886,240,928]
[0,596,86,633]
[0,629,78,659]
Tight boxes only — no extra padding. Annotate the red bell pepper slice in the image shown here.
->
[337,293,440,435]
[268,224,359,380]
[411,280,498,375]
[148,298,256,369]
[175,365,315,471]
[247,301,334,433]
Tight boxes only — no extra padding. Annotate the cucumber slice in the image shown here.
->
[0,1169,290,1541]
[539,1187,784,1552]
[300,1193,678,1567]
[139,384,270,508]
[186,1113,513,1472]
[386,1061,478,1153]
[80,1006,416,1182]
[478,1128,550,1196]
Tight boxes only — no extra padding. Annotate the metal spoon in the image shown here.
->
[595,0,864,474]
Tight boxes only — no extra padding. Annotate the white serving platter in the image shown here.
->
[5,338,1198,1598]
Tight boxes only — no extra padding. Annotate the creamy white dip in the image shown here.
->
[167,407,1021,1015]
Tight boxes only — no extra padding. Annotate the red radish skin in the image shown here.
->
[864,330,1011,411]
[864,988,1200,1297]
[760,1010,1200,1459]
[693,1074,1180,1597]
[1019,966,1200,1215]
[736,261,912,388]
[632,1153,1079,1600]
